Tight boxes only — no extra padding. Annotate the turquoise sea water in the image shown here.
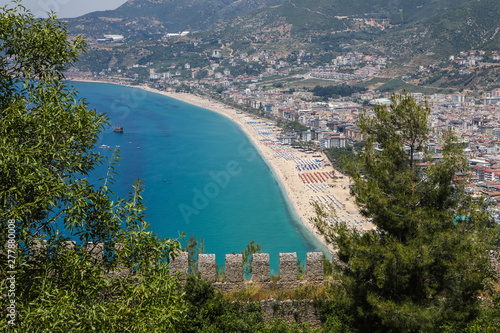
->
[71,81,328,271]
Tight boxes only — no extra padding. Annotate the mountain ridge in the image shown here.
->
[66,0,499,72]
[361,0,500,64]
[66,0,283,38]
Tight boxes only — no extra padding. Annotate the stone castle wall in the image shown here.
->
[169,251,325,289]
[26,242,325,288]
[260,300,321,328]
[26,241,500,287]
[21,242,500,328]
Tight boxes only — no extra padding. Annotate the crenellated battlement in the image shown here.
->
[22,241,500,291]
[169,251,325,290]
[25,242,323,284]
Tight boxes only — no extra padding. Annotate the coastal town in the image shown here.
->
[67,39,500,229]
[5,0,500,330]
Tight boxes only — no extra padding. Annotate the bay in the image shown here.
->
[70,81,328,272]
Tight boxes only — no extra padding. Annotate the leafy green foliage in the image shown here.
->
[324,144,361,176]
[12,225,187,332]
[0,4,187,330]
[319,284,356,333]
[277,119,309,133]
[322,257,333,277]
[1,2,106,244]
[464,293,500,332]
[312,85,366,100]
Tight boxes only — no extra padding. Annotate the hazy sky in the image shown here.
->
[0,0,128,18]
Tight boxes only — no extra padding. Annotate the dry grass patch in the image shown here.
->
[222,282,332,302]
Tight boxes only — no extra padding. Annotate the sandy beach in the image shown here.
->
[70,78,371,252]
[141,88,373,251]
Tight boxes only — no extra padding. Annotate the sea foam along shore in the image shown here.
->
[70,79,370,253]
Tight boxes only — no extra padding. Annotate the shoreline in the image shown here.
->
[69,78,371,253]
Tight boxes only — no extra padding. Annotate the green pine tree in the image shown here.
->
[242,240,261,276]
[323,92,497,332]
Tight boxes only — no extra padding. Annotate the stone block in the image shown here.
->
[170,252,189,280]
[306,252,324,282]
[113,243,131,276]
[279,252,297,282]
[198,254,216,283]
[61,240,76,253]
[252,253,270,283]
[225,254,243,283]
[86,242,104,264]
[260,300,321,328]
[30,239,47,261]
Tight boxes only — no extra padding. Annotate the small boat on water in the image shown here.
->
[114,123,123,133]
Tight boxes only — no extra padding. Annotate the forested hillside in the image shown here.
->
[66,0,499,67]
[361,0,500,64]
[66,0,283,38]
